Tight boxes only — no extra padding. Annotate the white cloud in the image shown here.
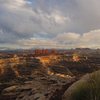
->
[0,0,100,49]
[50,10,70,24]
[55,32,80,43]
[16,29,100,49]
[78,30,100,48]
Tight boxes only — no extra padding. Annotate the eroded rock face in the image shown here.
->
[0,54,99,100]
[0,71,76,100]
[0,58,44,82]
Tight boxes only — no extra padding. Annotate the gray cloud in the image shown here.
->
[0,0,100,49]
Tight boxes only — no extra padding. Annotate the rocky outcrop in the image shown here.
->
[0,54,99,100]
[0,72,76,100]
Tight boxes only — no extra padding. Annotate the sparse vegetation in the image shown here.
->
[65,70,100,100]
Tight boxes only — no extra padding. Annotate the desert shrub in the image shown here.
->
[71,71,100,100]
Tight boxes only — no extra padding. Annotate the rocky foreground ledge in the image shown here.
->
[0,72,77,100]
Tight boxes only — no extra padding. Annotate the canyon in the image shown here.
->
[0,49,100,100]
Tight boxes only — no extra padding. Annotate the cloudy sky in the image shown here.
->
[0,0,100,49]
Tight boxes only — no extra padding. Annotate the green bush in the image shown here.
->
[71,71,100,100]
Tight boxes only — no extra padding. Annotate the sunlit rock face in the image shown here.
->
[37,56,50,66]
[37,55,73,79]
[37,55,62,67]
[0,65,5,75]
[72,53,80,62]
[47,67,72,78]
[0,60,8,75]
[0,55,20,79]
[0,55,43,81]
[9,54,20,64]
